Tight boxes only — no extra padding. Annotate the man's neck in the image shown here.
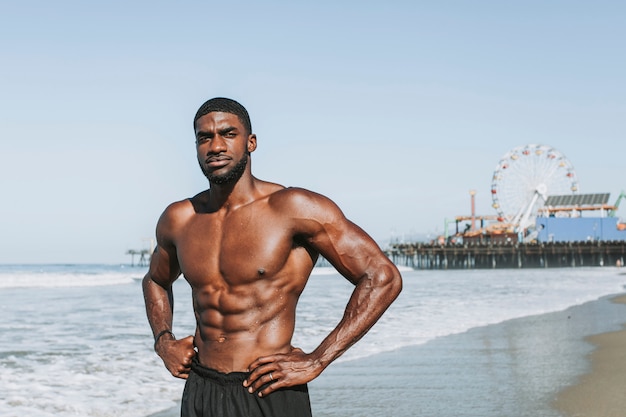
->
[207,175,259,212]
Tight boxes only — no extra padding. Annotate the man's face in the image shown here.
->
[194,112,256,185]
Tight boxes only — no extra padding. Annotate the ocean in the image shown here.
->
[1,264,625,417]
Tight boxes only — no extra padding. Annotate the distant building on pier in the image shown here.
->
[535,193,626,243]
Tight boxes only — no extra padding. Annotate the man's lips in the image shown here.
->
[205,156,230,168]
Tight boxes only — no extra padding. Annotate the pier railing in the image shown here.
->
[386,241,626,269]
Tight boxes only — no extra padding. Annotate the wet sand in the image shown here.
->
[310,294,626,417]
[148,292,626,417]
[553,294,626,417]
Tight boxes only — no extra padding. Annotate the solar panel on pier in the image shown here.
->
[544,193,610,207]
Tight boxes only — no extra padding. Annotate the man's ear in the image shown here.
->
[247,134,257,153]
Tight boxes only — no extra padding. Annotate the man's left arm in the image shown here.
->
[244,190,403,396]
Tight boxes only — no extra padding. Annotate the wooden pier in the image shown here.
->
[126,238,155,267]
[126,249,151,267]
[386,241,626,269]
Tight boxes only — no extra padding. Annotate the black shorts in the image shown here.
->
[182,357,312,417]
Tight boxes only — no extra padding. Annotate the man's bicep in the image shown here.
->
[147,243,181,286]
[305,206,385,283]
[148,208,183,286]
[285,188,387,280]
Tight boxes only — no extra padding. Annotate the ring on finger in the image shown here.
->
[269,372,274,381]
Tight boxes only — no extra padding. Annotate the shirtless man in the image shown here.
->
[142,97,402,417]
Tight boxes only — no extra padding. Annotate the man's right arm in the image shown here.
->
[142,203,195,379]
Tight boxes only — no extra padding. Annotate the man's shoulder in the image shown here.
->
[166,195,196,212]
[269,186,325,203]
[253,182,315,203]
[159,195,199,223]
[267,186,340,215]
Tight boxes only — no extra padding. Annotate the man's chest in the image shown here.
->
[174,211,298,285]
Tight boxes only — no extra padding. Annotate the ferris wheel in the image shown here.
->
[491,144,578,230]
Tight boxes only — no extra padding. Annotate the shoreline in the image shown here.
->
[309,292,626,417]
[147,292,626,417]
[553,294,626,417]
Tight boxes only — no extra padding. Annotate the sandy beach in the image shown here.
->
[553,294,626,417]
[149,290,626,417]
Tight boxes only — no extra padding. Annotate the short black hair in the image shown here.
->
[193,97,252,134]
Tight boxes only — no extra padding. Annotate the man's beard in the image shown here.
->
[200,153,249,185]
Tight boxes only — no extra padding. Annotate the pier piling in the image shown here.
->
[386,241,626,270]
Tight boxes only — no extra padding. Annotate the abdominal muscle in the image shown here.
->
[192,284,299,373]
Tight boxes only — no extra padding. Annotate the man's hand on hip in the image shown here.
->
[156,335,196,379]
[243,347,323,397]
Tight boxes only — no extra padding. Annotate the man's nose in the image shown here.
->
[207,135,227,153]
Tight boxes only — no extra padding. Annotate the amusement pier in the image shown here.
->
[387,144,626,270]
[127,144,626,270]
[387,240,626,270]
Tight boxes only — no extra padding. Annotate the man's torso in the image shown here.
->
[171,186,317,372]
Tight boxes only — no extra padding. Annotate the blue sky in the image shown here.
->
[1,1,625,264]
